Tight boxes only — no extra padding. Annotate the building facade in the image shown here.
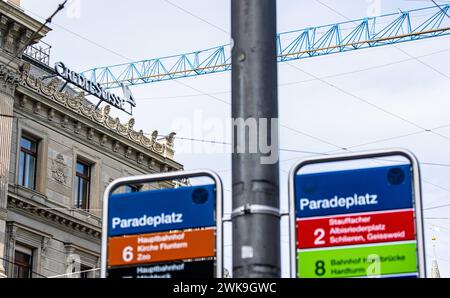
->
[0,1,183,278]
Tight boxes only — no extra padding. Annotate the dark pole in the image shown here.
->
[231,0,280,277]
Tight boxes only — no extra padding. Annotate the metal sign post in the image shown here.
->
[288,149,426,278]
[231,0,281,278]
[101,170,223,278]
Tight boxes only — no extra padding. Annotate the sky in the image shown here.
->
[20,0,450,277]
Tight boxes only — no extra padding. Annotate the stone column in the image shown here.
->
[0,65,20,278]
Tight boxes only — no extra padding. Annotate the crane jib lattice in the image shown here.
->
[81,5,450,89]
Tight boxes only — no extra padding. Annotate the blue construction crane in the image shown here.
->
[81,4,450,89]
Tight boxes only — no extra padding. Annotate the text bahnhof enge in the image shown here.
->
[54,62,135,113]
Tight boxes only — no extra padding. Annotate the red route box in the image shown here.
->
[297,209,416,249]
[108,228,215,267]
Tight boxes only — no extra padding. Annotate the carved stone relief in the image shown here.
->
[51,154,67,185]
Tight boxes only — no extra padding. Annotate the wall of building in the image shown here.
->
[0,1,184,278]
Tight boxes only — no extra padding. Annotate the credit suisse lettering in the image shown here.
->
[54,62,135,112]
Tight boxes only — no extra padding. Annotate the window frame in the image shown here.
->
[79,264,92,278]
[13,246,34,278]
[74,160,91,210]
[18,135,38,190]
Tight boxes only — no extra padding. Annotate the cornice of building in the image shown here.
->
[0,63,20,96]
[0,1,51,42]
[7,195,102,240]
[21,62,177,156]
[15,62,185,176]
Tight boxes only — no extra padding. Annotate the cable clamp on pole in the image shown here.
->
[231,204,280,218]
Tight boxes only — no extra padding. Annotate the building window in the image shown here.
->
[124,185,141,193]
[75,160,91,210]
[18,136,38,190]
[13,247,33,278]
[80,265,92,278]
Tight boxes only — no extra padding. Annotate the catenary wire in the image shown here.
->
[163,0,229,35]
[24,105,450,210]
[315,0,450,80]
[431,0,450,19]
[0,257,47,278]
[23,2,450,153]
[47,267,100,278]
[5,0,68,68]
[163,0,450,156]
[134,46,450,101]
[311,1,450,139]
[21,8,132,62]
[18,3,450,212]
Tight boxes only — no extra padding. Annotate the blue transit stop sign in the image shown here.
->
[108,184,216,237]
[105,183,219,278]
[295,164,413,219]
[293,163,423,278]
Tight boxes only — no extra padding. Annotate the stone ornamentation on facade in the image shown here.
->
[74,122,81,134]
[126,118,135,132]
[33,101,41,114]
[100,134,107,146]
[104,177,115,188]
[48,108,55,121]
[19,95,26,107]
[0,65,21,96]
[151,130,158,142]
[51,154,67,185]
[125,146,132,158]
[149,158,156,169]
[61,115,69,128]
[112,140,120,152]
[137,153,144,164]
[87,128,94,140]
[19,62,177,157]
[166,132,176,147]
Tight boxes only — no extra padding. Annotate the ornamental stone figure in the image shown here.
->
[51,154,68,185]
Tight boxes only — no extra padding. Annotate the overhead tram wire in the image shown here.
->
[312,0,450,81]
[23,6,232,108]
[135,46,450,101]
[0,257,47,278]
[277,1,450,146]
[175,136,329,155]
[431,0,450,18]
[163,0,229,35]
[15,107,450,212]
[315,0,450,80]
[425,203,450,210]
[175,132,450,169]
[21,67,450,207]
[23,2,450,152]
[21,3,450,209]
[47,267,100,278]
[157,2,343,152]
[284,57,447,137]
[175,131,450,198]
[21,8,132,62]
[5,0,68,68]
[161,0,450,153]
[161,1,350,151]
